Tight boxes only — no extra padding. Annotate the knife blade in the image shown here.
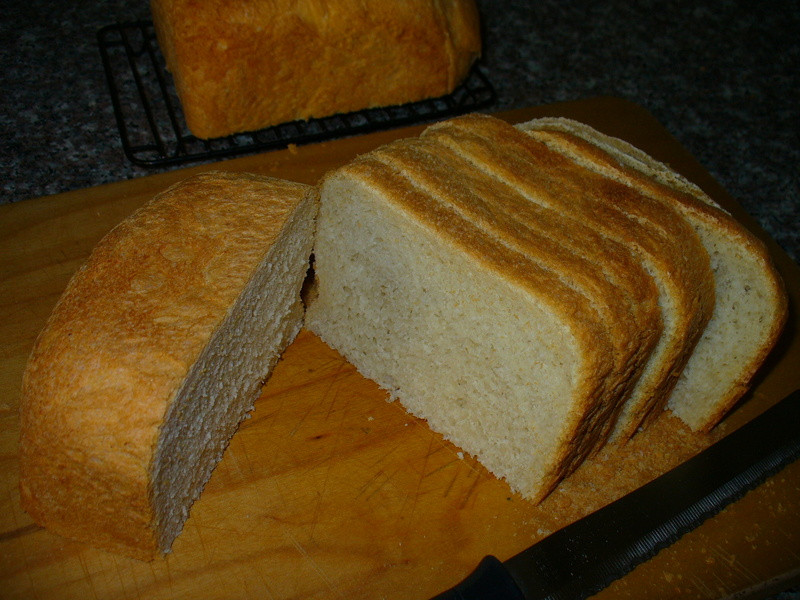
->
[432,389,800,600]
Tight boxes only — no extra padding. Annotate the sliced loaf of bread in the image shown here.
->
[518,117,788,431]
[419,115,716,439]
[306,155,626,501]
[369,137,663,446]
[18,171,318,560]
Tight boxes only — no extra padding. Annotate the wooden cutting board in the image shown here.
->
[1,97,799,600]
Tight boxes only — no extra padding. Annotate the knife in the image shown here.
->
[432,389,800,600]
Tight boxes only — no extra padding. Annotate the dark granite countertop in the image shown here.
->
[2,1,798,264]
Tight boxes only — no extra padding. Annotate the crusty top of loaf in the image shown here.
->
[18,171,314,559]
[521,118,781,282]
[519,117,721,208]
[151,0,482,138]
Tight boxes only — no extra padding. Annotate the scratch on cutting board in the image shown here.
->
[289,359,349,437]
[420,453,460,481]
[244,559,279,600]
[77,551,100,600]
[6,491,41,600]
[442,457,467,499]
[253,356,357,420]
[191,519,239,594]
[285,529,346,599]
[457,464,485,511]
[356,464,406,502]
[362,436,407,470]
[158,552,176,598]
[685,569,715,599]
[400,434,438,520]
[110,555,130,600]
[307,370,358,543]
[412,436,485,506]
[306,457,334,544]
[709,542,759,588]
[288,400,316,438]
[194,518,212,563]
[322,365,348,421]
[233,430,257,480]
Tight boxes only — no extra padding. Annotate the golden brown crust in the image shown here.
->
[519,117,720,208]
[521,119,787,430]
[18,171,315,560]
[150,0,482,139]
[525,129,717,423]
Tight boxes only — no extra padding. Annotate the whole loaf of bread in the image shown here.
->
[150,0,482,139]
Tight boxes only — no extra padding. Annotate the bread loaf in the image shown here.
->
[305,117,712,496]
[368,135,666,445]
[305,113,786,501]
[150,0,482,139]
[18,171,319,560]
[420,115,717,440]
[305,156,623,501]
[517,117,788,431]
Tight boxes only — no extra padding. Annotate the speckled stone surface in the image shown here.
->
[2,0,798,263]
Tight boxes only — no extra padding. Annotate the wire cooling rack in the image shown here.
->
[97,21,496,167]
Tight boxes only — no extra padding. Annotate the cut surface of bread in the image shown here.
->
[307,150,644,501]
[150,0,481,138]
[18,171,318,560]
[518,117,789,431]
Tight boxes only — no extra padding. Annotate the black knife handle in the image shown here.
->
[430,555,526,600]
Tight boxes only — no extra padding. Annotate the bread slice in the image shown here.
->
[519,117,788,431]
[368,137,662,446]
[421,115,716,439]
[18,171,318,560]
[306,149,639,501]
